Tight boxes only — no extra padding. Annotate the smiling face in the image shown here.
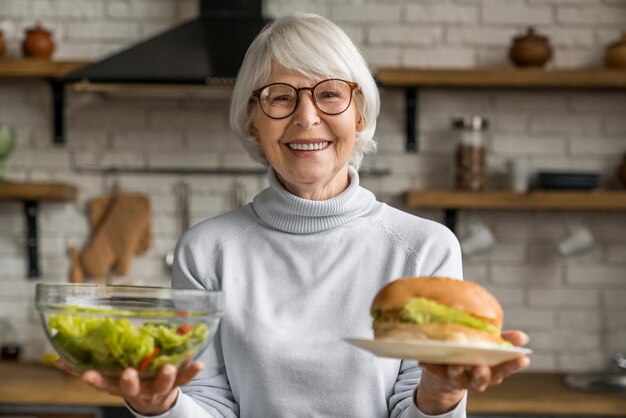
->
[249,66,364,200]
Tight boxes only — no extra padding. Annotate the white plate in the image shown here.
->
[345,338,531,366]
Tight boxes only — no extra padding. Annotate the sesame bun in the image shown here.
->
[371,277,504,345]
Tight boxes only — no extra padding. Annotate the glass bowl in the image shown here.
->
[35,283,224,378]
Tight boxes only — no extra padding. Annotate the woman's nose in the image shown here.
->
[293,91,321,128]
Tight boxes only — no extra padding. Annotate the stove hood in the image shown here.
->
[63,0,269,85]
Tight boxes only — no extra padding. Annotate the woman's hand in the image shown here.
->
[415,331,531,415]
[57,360,203,416]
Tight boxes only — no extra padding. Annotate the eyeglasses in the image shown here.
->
[251,79,359,120]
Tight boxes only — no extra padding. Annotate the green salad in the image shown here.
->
[47,305,209,375]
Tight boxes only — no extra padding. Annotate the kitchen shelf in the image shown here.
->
[0,181,78,278]
[406,189,626,233]
[0,58,88,78]
[376,67,626,152]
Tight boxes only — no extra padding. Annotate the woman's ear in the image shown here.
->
[355,112,365,133]
[249,124,260,142]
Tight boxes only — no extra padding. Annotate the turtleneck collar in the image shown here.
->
[252,166,377,234]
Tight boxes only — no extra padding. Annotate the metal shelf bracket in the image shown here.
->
[24,200,40,278]
[50,80,65,145]
[405,87,419,152]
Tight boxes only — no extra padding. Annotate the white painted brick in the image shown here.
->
[331,4,400,23]
[67,21,139,41]
[266,1,329,19]
[539,27,595,47]
[33,0,103,17]
[402,47,475,68]
[107,0,175,19]
[529,115,601,135]
[148,151,219,169]
[557,6,626,25]
[407,3,478,23]
[221,152,265,170]
[176,0,198,21]
[39,205,87,235]
[607,330,626,353]
[526,353,558,372]
[606,245,626,264]
[492,135,566,156]
[462,264,489,284]
[475,48,509,67]
[503,308,556,330]
[0,256,27,278]
[567,265,626,286]
[486,285,525,307]
[0,279,35,300]
[54,41,102,60]
[191,194,232,216]
[420,89,491,113]
[494,91,568,112]
[110,130,184,150]
[491,265,563,285]
[148,109,227,131]
[0,236,23,256]
[596,28,624,45]
[552,49,603,68]
[368,26,442,46]
[40,236,68,257]
[446,28,515,46]
[492,213,563,241]
[361,46,401,68]
[1,0,33,17]
[570,138,626,156]
[1,103,48,126]
[70,106,147,130]
[528,330,601,352]
[569,92,626,113]
[528,288,600,308]
[557,310,603,332]
[605,117,626,134]
[491,114,528,133]
[126,255,171,280]
[558,352,607,372]
[337,24,364,46]
[482,2,553,25]
[74,150,145,169]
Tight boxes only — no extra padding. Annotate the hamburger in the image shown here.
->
[371,277,508,346]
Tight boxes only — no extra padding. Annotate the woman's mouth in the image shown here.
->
[287,141,329,151]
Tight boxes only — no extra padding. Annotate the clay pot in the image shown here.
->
[618,154,626,189]
[0,30,5,58]
[22,23,55,59]
[509,27,553,68]
[605,32,626,69]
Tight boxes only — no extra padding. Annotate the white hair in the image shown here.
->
[229,13,379,170]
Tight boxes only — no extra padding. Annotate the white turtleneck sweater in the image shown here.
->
[131,166,466,418]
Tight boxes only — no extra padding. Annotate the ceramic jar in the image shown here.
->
[618,153,626,188]
[509,27,553,67]
[605,32,626,69]
[0,30,5,58]
[22,23,55,59]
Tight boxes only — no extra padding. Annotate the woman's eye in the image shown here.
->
[319,91,340,99]
[271,95,292,102]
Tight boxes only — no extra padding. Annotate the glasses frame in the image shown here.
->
[251,78,359,120]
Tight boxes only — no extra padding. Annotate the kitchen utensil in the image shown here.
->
[557,223,594,257]
[345,338,531,367]
[22,23,55,59]
[605,31,626,69]
[509,27,552,67]
[35,283,223,378]
[0,125,16,181]
[509,158,531,193]
[165,179,190,269]
[537,171,599,190]
[460,220,495,256]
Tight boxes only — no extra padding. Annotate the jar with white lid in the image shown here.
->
[453,116,489,191]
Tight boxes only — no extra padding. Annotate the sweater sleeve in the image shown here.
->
[126,231,239,418]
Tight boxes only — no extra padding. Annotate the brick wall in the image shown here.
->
[1,0,625,372]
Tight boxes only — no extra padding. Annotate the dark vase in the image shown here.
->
[22,23,55,59]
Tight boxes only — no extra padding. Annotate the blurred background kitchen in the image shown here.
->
[1,0,626,415]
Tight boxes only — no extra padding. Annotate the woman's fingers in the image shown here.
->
[175,361,204,387]
[468,365,491,393]
[501,330,529,346]
[152,365,178,396]
[119,368,141,397]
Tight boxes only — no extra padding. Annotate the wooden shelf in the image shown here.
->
[0,181,78,201]
[377,67,626,89]
[0,181,78,278]
[377,67,626,152]
[0,58,88,78]
[406,190,626,211]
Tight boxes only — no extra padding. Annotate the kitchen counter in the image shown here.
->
[1,362,625,415]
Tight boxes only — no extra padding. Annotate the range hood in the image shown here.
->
[63,0,269,85]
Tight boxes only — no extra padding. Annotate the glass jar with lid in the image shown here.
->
[453,116,489,191]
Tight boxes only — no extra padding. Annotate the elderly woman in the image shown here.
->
[76,14,529,418]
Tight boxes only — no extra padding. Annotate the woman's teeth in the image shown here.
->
[288,142,329,151]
